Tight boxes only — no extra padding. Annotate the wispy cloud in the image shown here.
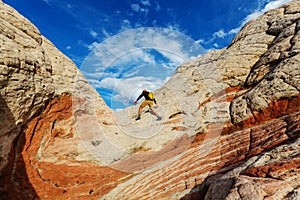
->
[131,4,141,12]
[130,0,154,15]
[140,0,151,7]
[45,1,111,40]
[212,29,227,39]
[66,3,72,9]
[90,30,98,38]
[154,1,161,11]
[83,28,203,71]
[42,0,52,6]
[201,0,293,49]
[128,0,162,26]
[120,19,132,31]
[229,0,293,34]
[80,27,204,109]
[94,76,167,107]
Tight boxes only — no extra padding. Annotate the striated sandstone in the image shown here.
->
[0,2,115,199]
[7,94,130,199]
[0,2,54,176]
[102,1,300,199]
[0,0,299,200]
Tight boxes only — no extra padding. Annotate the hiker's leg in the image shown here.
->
[139,101,148,115]
[138,106,143,115]
[148,101,158,116]
[149,106,159,117]
[136,101,147,120]
[136,106,142,120]
[149,106,162,120]
[148,102,162,120]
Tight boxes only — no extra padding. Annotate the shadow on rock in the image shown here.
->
[0,94,39,199]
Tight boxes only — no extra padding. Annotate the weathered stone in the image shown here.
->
[0,0,299,199]
[0,2,114,198]
[0,3,54,175]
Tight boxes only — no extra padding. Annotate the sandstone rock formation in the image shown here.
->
[0,0,299,199]
[0,2,118,199]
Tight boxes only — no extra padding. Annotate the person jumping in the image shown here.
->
[133,89,162,121]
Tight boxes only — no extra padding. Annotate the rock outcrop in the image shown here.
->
[0,2,118,199]
[0,0,299,200]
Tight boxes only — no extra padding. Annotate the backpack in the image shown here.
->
[148,92,154,100]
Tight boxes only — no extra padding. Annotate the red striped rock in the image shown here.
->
[0,0,299,200]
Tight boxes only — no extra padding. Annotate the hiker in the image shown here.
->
[133,89,162,121]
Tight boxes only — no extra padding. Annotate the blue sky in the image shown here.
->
[4,0,292,110]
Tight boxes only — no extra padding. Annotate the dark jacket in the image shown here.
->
[136,90,157,104]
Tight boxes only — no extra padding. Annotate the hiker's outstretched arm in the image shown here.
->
[135,93,144,102]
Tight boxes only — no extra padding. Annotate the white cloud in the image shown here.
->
[166,23,181,32]
[42,0,52,6]
[229,0,293,34]
[120,19,133,32]
[114,10,121,16]
[80,27,204,109]
[131,1,150,15]
[154,1,161,11]
[152,20,158,26]
[82,28,202,72]
[212,29,226,39]
[141,8,149,15]
[128,0,160,17]
[87,41,98,51]
[264,0,289,10]
[194,39,204,45]
[213,43,219,48]
[97,76,167,106]
[66,4,72,9]
[200,28,229,47]
[101,28,111,38]
[90,30,98,38]
[228,27,241,35]
[166,8,176,20]
[200,0,293,47]
[131,4,140,12]
[140,0,151,7]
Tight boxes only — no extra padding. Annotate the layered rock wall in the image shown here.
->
[0,2,116,199]
[0,2,54,175]
[0,0,299,200]
[103,1,300,199]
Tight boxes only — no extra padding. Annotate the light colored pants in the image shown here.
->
[139,100,154,109]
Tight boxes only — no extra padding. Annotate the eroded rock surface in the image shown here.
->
[0,0,299,199]
[0,2,116,199]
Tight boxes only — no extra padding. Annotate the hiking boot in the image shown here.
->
[156,116,162,121]
[135,115,141,120]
